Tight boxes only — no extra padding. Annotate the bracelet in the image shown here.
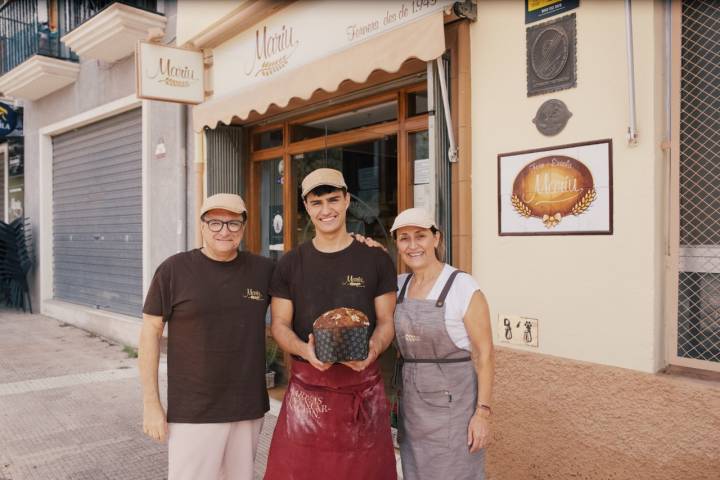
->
[476,404,492,415]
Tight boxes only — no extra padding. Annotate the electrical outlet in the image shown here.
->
[497,314,539,347]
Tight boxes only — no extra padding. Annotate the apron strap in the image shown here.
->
[403,356,471,363]
[436,269,465,308]
[397,273,413,304]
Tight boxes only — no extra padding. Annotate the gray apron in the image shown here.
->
[394,269,485,480]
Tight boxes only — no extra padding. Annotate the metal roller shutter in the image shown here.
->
[52,108,142,317]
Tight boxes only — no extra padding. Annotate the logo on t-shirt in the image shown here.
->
[243,288,264,301]
[342,275,365,288]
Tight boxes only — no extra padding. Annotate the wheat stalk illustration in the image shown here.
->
[511,194,532,218]
[571,188,597,216]
[256,56,289,77]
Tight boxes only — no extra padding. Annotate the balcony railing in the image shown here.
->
[64,0,158,33]
[0,0,158,76]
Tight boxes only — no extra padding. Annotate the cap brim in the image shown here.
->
[302,182,347,198]
[390,222,435,232]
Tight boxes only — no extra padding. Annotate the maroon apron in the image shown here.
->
[264,360,397,480]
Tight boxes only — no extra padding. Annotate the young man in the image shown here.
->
[139,194,274,480]
[265,168,398,480]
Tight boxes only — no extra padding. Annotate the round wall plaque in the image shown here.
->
[532,99,572,136]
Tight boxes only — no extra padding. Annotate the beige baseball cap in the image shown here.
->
[390,207,437,233]
[301,168,347,198]
[200,193,247,217]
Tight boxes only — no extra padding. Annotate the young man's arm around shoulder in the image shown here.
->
[138,313,167,442]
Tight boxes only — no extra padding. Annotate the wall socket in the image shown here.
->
[497,314,539,347]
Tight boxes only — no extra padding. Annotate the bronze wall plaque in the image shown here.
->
[533,99,572,135]
[527,13,577,96]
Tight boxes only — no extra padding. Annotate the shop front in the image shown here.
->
[183,1,474,383]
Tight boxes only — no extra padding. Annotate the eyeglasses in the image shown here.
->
[203,219,246,233]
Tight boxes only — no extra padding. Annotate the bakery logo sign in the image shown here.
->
[342,275,366,288]
[243,288,264,301]
[245,24,299,78]
[510,156,596,228]
[136,42,204,104]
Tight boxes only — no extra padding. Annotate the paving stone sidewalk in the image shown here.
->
[0,309,276,480]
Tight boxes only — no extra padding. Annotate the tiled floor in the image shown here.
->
[0,309,402,480]
[0,309,276,480]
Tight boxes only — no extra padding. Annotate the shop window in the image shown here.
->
[252,129,283,151]
[292,136,398,254]
[290,101,397,142]
[407,90,429,117]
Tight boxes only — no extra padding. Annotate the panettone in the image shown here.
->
[313,307,370,363]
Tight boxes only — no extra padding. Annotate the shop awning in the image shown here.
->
[192,10,446,131]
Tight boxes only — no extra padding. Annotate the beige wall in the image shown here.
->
[176,0,248,46]
[471,0,667,373]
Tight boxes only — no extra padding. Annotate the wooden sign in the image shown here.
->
[136,42,204,104]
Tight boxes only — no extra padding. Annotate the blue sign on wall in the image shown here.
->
[0,102,19,137]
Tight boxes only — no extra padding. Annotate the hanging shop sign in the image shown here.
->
[527,13,577,96]
[211,0,452,98]
[136,42,204,104]
[498,139,613,236]
[526,0,579,24]
[0,102,19,137]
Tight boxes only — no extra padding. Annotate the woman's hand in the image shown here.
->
[467,411,491,453]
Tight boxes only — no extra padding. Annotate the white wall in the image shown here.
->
[176,0,248,45]
[470,0,667,372]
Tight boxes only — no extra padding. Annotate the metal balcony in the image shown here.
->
[0,0,159,75]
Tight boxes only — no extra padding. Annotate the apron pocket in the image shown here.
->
[284,380,377,452]
[412,364,452,408]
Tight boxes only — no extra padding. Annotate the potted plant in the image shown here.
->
[265,337,279,389]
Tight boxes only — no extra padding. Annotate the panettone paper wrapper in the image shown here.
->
[313,326,369,363]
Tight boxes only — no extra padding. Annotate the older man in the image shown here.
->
[138,193,274,480]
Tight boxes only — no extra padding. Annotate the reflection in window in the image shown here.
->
[291,101,397,142]
[292,136,398,256]
[252,129,283,151]
[260,158,284,261]
[407,90,429,117]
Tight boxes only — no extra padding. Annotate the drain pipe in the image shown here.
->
[625,0,639,145]
[436,57,458,163]
[177,104,187,252]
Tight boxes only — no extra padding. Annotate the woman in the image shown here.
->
[391,207,495,480]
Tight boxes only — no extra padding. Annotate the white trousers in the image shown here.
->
[168,418,264,480]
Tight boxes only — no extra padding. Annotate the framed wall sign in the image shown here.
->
[526,0,579,24]
[498,139,613,236]
[136,42,204,104]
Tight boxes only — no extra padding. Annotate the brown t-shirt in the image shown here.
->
[143,249,274,423]
[269,240,397,343]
